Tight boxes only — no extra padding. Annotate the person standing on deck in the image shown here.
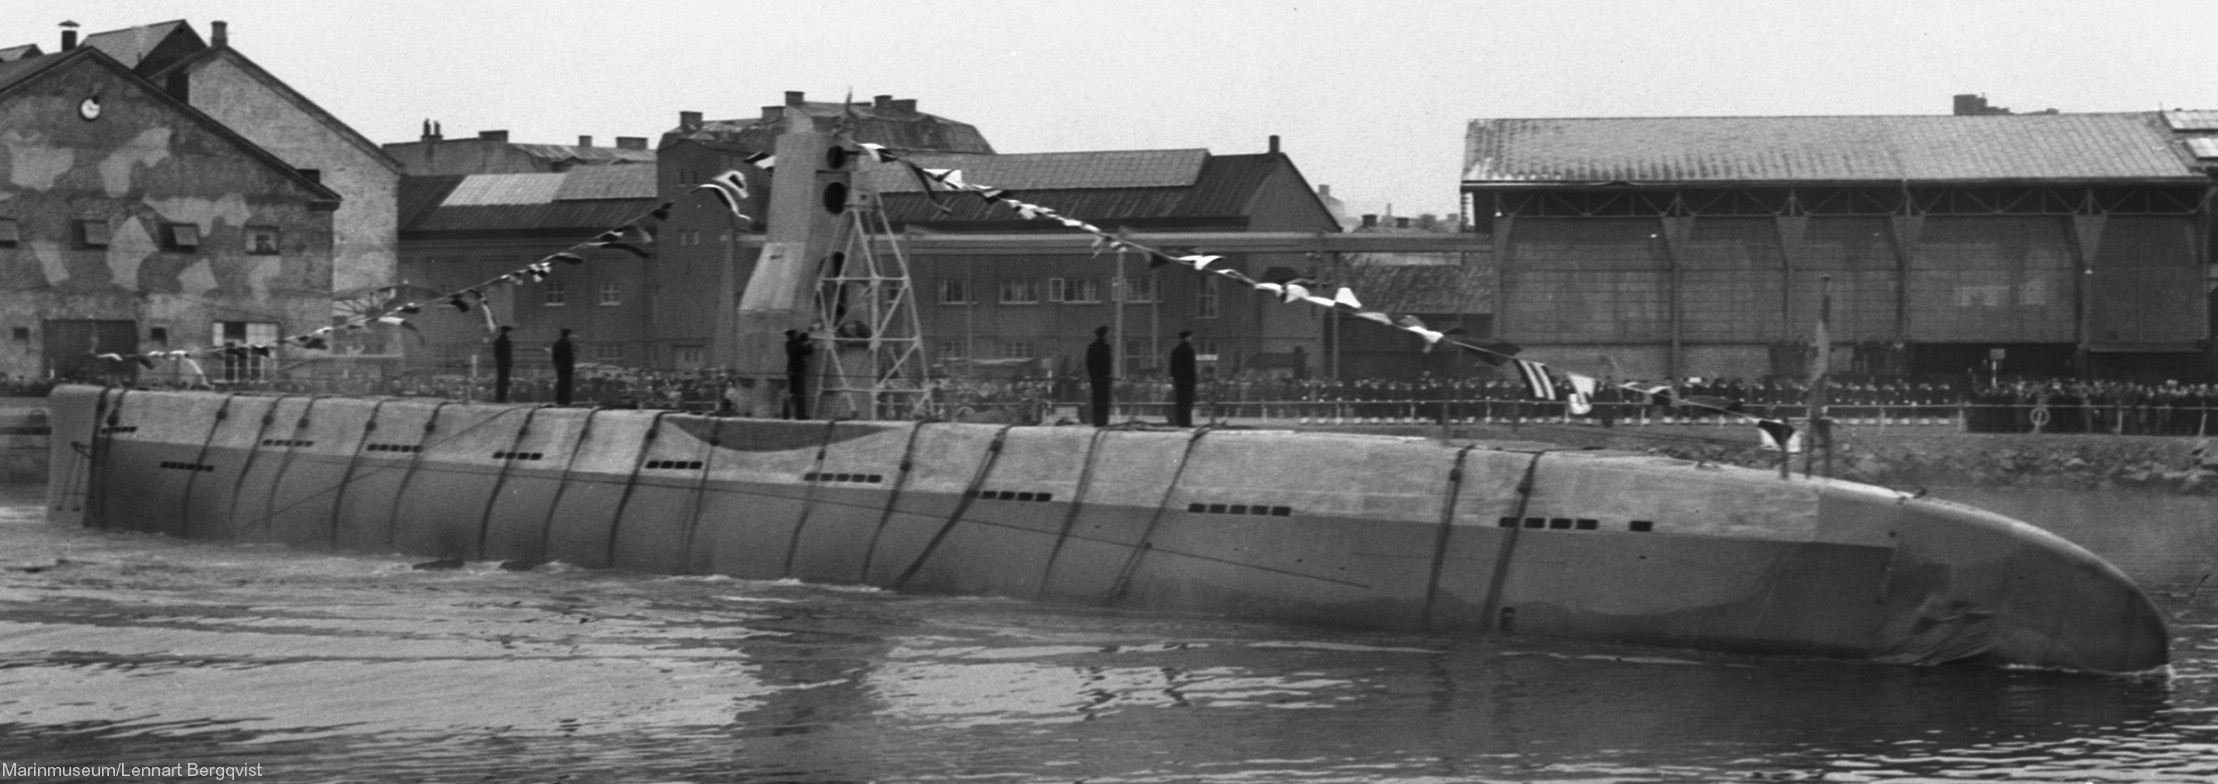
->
[1086,325,1114,426]
[1169,330,1197,427]
[492,326,514,403]
[552,329,576,406]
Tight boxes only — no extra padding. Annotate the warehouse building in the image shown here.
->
[1463,108,2216,384]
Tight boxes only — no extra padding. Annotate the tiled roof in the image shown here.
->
[1464,114,2203,184]
[860,149,1209,192]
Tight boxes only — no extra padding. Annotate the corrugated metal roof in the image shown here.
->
[441,173,566,206]
[2187,137,2218,160]
[553,164,657,200]
[1464,114,2203,184]
[2161,110,2218,131]
[861,149,1208,192]
[510,143,656,164]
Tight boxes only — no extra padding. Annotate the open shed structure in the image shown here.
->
[1463,112,2217,382]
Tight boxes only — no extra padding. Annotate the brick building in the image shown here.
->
[865,140,1341,379]
[1464,110,2216,383]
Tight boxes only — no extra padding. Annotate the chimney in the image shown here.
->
[679,110,702,131]
[615,137,648,150]
[59,20,78,51]
[892,98,916,112]
[785,90,805,107]
[1318,184,1331,198]
[874,94,893,110]
[210,20,228,47]
[1268,135,1280,154]
[763,105,784,122]
[1396,217,1411,229]
[578,135,593,148]
[478,130,509,141]
[1361,214,1378,229]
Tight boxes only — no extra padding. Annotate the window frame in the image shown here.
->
[75,219,111,249]
[244,226,280,255]
[543,280,568,307]
[598,281,623,307]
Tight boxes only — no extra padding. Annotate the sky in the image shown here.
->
[7,0,2216,220]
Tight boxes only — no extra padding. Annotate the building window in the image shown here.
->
[1002,341,1036,359]
[938,340,968,362]
[999,278,1039,304]
[593,343,624,362]
[1116,275,1157,303]
[244,226,279,254]
[210,321,279,382]
[1046,278,1067,302]
[1122,338,1157,373]
[75,220,111,249]
[1195,338,1220,362]
[1196,275,1219,319]
[1067,278,1102,303]
[675,345,706,368]
[599,282,622,306]
[148,327,169,346]
[939,278,971,305]
[162,223,201,252]
[544,281,567,307]
[0,218,19,247]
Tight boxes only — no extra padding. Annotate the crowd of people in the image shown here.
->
[15,364,2214,437]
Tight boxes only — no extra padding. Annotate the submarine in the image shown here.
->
[41,128,2170,674]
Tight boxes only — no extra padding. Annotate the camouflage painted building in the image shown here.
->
[0,43,338,384]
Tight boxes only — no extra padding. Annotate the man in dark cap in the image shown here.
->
[492,325,514,403]
[1086,325,1113,426]
[551,328,575,406]
[1169,330,1197,427]
[784,328,813,420]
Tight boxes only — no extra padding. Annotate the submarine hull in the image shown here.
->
[46,385,2169,673]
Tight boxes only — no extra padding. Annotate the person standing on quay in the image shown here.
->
[1169,330,1197,427]
[784,328,813,420]
[492,325,514,403]
[1086,325,1114,427]
[552,328,576,406]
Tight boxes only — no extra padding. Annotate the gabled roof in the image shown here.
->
[868,151,1311,230]
[152,45,405,175]
[0,46,341,205]
[78,19,202,73]
[401,167,658,235]
[861,149,1209,192]
[1464,114,2206,185]
[0,44,40,62]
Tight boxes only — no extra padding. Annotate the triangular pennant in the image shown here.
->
[1756,419,1798,451]
[1513,359,1557,400]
